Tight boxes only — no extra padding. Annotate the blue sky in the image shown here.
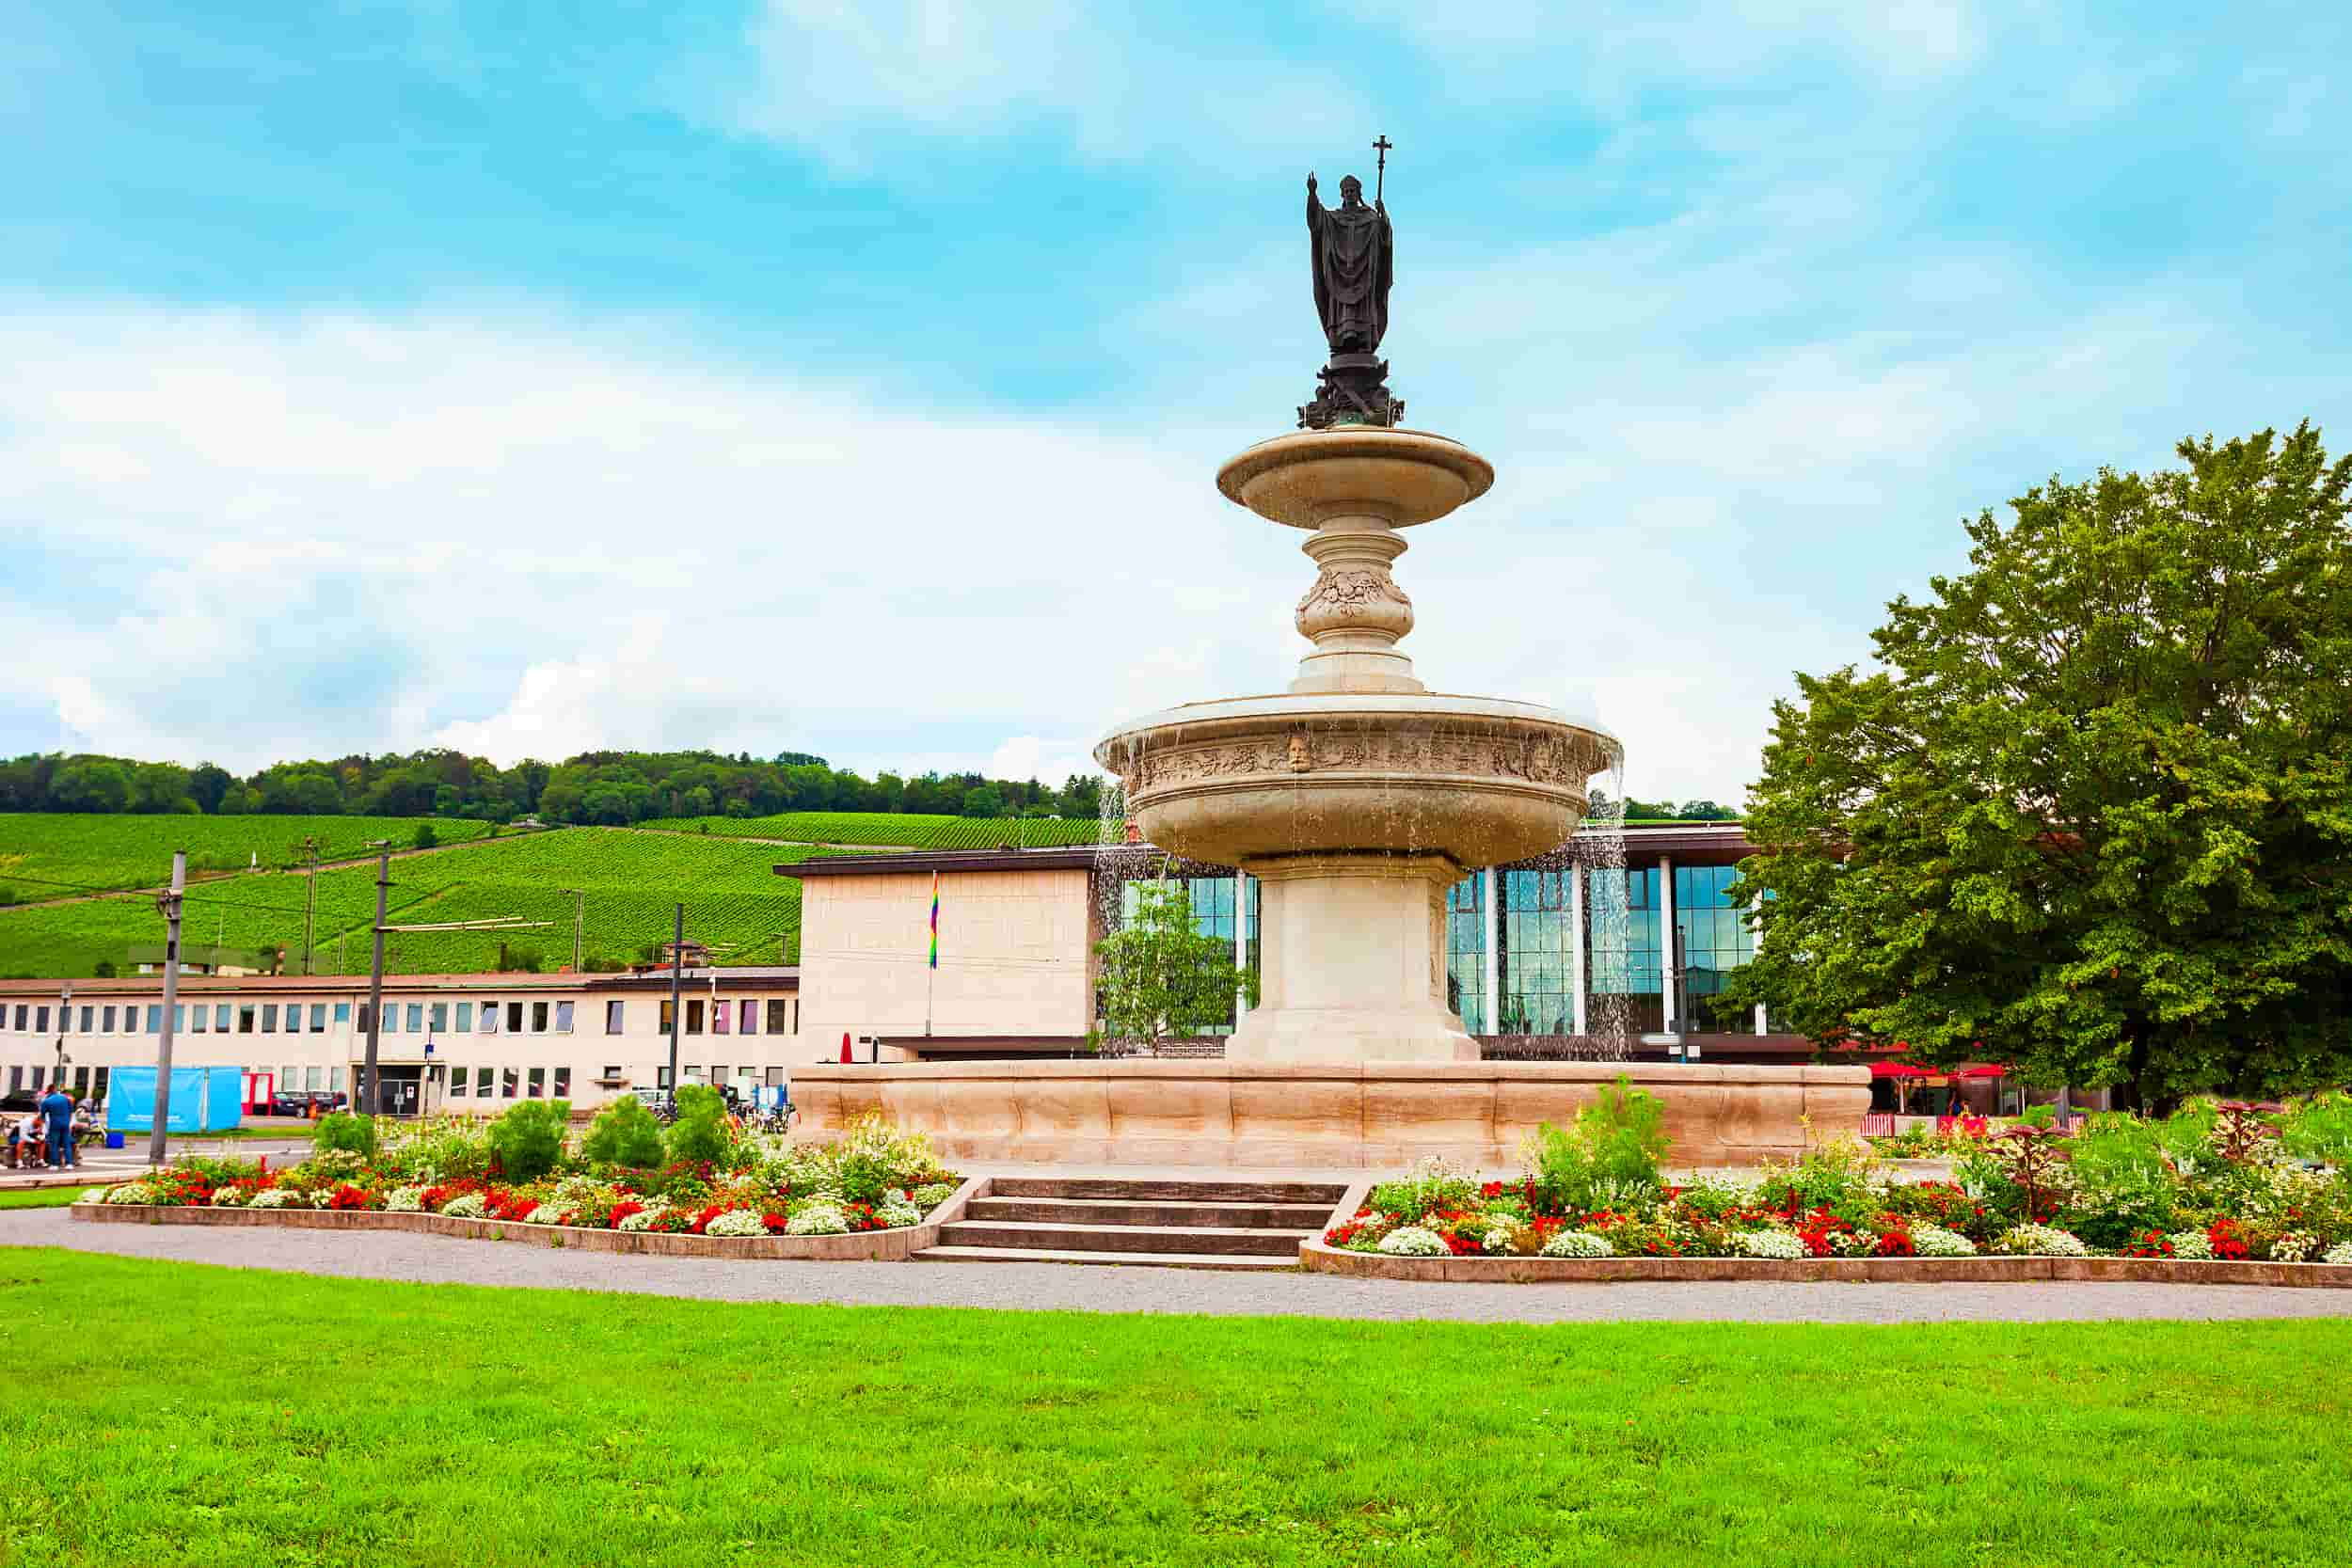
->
[3,3,2345,801]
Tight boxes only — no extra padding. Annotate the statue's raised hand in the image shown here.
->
[1307,170,1317,193]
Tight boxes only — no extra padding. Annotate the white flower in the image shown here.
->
[787,1204,850,1237]
[1912,1225,1977,1258]
[525,1203,567,1226]
[876,1202,922,1229]
[704,1209,770,1238]
[616,1205,667,1233]
[384,1186,426,1212]
[2322,1241,2352,1267]
[82,1188,115,1205]
[2268,1229,2319,1263]
[440,1193,489,1219]
[1997,1224,2088,1258]
[102,1182,158,1206]
[247,1187,305,1210]
[2167,1229,2213,1260]
[1539,1230,1614,1259]
[910,1181,957,1209]
[209,1187,249,1208]
[1375,1226,1447,1258]
[1733,1228,1808,1260]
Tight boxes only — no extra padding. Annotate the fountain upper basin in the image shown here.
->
[1094,690,1618,870]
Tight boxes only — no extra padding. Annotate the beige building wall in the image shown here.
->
[799,868,1094,1051]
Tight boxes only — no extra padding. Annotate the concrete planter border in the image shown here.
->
[68,1176,983,1262]
[1297,1236,2352,1287]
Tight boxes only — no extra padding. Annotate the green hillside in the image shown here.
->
[672,810,1103,849]
[0,813,492,900]
[0,825,814,978]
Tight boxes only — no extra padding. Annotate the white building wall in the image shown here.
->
[0,975,804,1115]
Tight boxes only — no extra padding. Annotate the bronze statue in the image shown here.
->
[1307,171,1392,356]
[1299,138,1405,429]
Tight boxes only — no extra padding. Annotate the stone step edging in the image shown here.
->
[1297,1237,2352,1287]
[69,1177,985,1262]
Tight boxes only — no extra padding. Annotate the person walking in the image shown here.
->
[39,1084,73,1169]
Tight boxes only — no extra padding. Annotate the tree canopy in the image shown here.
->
[1094,881,1257,1049]
[1727,424,2352,1105]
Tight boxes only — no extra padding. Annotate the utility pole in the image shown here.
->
[564,888,584,972]
[361,843,389,1118]
[148,851,185,1165]
[298,834,320,975]
[52,979,72,1091]
[666,903,684,1095]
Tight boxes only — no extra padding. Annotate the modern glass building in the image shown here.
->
[1112,822,1766,1044]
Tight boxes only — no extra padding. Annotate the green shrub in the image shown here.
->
[664,1085,734,1166]
[2280,1095,2352,1164]
[1525,1076,1670,1215]
[486,1100,571,1181]
[379,1116,492,1183]
[312,1112,377,1159]
[582,1096,667,1169]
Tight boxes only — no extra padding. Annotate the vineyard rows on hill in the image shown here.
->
[674,812,1102,849]
[0,814,492,899]
[0,826,814,978]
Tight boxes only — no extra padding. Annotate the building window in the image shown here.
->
[1586,865,1664,1037]
[1674,864,1757,1031]
[739,999,758,1035]
[306,1066,325,1091]
[216,1004,232,1032]
[449,1066,468,1098]
[405,1004,423,1033]
[713,1000,731,1035]
[481,1002,499,1034]
[532,1001,549,1034]
[527,1067,545,1098]
[91,1066,109,1101]
[506,1002,524,1034]
[330,1067,344,1092]
[282,1063,300,1089]
[710,1065,729,1086]
[192,1006,209,1035]
[1494,869,1576,1037]
[684,1065,704,1081]
[656,1065,672,1089]
[552,1067,571,1098]
[101,1006,117,1033]
[258,1004,276,1033]
[78,1006,93,1033]
[333,1002,350,1025]
[5,1067,18,1092]
[685,999,705,1035]
[501,1068,518,1100]
[455,1002,472,1032]
[660,1000,675,1033]
[174,1006,185,1031]
[35,1006,48,1035]
[430,1003,448,1034]
[8,1006,22,1031]
[146,1006,163,1033]
[602,1065,621,1080]
[554,1000,574,1034]
[475,1066,493,1098]
[310,1003,327,1032]
[765,1067,784,1087]
[1445,874,1486,1034]
[381,1006,399,1035]
[605,1000,625,1034]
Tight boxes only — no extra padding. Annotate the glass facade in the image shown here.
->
[1586,865,1663,1036]
[1498,868,1578,1035]
[1111,875,1259,1035]
[1444,876,1486,1033]
[1673,863,1756,1030]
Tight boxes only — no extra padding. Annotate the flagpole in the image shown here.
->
[926,868,938,1037]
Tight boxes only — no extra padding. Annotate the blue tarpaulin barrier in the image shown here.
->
[106,1066,245,1133]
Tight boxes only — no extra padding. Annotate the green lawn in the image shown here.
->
[1,1251,2346,1565]
[0,1187,90,1209]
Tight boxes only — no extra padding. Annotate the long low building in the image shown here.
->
[788,821,1819,1065]
[0,967,803,1115]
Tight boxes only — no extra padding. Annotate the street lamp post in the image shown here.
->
[53,979,71,1090]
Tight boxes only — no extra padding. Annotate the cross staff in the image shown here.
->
[1373,135,1392,202]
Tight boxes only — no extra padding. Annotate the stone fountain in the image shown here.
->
[1093,173,1616,1063]
[791,161,1868,1168]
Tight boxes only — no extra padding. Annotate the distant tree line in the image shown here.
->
[1587,790,1740,821]
[0,749,1105,826]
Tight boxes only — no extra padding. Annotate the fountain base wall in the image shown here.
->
[791,1060,1870,1168]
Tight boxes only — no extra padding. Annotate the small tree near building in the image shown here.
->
[1094,881,1257,1051]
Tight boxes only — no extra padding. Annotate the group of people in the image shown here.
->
[6,1088,91,1170]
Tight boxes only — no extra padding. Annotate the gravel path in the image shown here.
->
[11,1210,2352,1323]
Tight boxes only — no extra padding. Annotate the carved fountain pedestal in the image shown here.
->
[1096,428,1617,1063]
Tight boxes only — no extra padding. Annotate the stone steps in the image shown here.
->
[917,1245,1300,1271]
[987,1177,1347,1204]
[914,1177,1341,1268]
[963,1196,1333,1228]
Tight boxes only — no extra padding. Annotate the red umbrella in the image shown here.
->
[1868,1061,1931,1078]
[840,1032,852,1065]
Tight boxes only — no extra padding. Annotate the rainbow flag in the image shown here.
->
[929,869,940,970]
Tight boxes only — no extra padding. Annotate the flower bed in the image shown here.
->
[1311,1087,2352,1284]
[75,1101,965,1259]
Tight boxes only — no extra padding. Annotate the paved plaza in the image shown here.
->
[10,1208,2347,1324]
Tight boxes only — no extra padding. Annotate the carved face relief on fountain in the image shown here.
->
[1288,732,1313,772]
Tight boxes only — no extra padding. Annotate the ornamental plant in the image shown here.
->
[312,1112,378,1159]
[582,1095,667,1169]
[1525,1076,1669,1215]
[486,1098,571,1181]
[1539,1230,1614,1259]
[1376,1227,1448,1258]
[664,1085,735,1166]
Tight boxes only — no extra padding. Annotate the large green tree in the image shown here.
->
[1728,425,2352,1106]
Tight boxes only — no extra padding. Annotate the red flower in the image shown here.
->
[1872,1229,1915,1258]
[326,1183,374,1212]
[2121,1230,2174,1259]
[690,1203,726,1236]
[760,1212,789,1233]
[2208,1218,2250,1260]
[607,1200,645,1228]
